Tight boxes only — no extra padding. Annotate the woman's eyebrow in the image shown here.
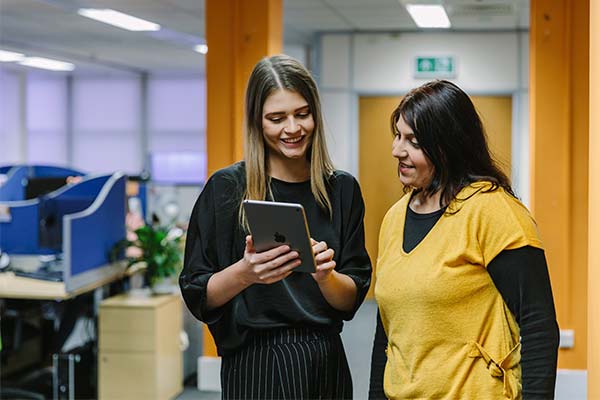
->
[264,105,310,117]
[264,111,285,116]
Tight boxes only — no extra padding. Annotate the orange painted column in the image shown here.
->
[530,0,589,369]
[205,0,282,177]
[588,0,600,396]
[203,0,282,357]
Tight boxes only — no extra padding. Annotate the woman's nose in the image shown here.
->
[392,138,404,158]
[285,117,300,133]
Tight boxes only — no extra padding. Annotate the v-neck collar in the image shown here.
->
[401,207,445,256]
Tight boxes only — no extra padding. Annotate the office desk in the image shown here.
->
[0,262,128,300]
[0,261,129,397]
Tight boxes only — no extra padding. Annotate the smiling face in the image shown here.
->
[262,89,314,168]
[391,116,435,189]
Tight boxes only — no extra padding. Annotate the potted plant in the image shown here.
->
[114,222,184,294]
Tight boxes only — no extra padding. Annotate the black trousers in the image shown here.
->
[221,327,353,400]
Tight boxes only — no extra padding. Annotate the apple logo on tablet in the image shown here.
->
[274,232,286,243]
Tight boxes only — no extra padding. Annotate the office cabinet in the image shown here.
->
[98,293,182,400]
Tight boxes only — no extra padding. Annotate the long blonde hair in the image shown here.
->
[241,54,334,227]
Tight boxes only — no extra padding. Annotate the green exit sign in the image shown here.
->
[415,56,456,78]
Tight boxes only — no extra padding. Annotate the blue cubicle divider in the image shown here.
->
[0,172,127,293]
[48,174,109,200]
[0,165,14,174]
[30,165,83,178]
[64,172,126,292]
[0,165,85,202]
[0,199,48,254]
[0,174,111,255]
[0,166,29,201]
[138,181,148,219]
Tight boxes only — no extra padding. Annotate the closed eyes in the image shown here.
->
[394,133,420,148]
[267,111,311,123]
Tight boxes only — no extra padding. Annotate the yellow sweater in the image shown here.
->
[375,182,543,400]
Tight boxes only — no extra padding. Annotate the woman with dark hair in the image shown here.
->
[180,54,371,399]
[368,80,559,399]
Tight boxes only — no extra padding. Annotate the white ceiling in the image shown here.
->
[0,0,529,76]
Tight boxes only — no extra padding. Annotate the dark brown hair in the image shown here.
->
[391,80,514,207]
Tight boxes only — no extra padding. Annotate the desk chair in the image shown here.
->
[0,295,96,399]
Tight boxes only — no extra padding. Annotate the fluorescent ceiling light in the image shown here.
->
[194,44,208,54]
[0,49,25,62]
[78,8,160,31]
[19,57,75,72]
[406,4,451,28]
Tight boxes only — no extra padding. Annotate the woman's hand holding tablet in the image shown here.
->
[238,235,301,285]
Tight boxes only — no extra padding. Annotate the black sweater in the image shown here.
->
[369,205,559,399]
[179,162,372,356]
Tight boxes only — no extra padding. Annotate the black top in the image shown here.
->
[179,162,372,356]
[402,205,446,253]
[369,203,559,399]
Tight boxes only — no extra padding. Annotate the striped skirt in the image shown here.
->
[221,327,353,399]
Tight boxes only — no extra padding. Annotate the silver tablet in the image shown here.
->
[242,199,316,273]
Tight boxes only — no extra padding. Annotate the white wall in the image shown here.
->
[514,31,530,206]
[318,35,355,177]
[317,31,530,205]
[284,44,309,68]
[352,33,518,93]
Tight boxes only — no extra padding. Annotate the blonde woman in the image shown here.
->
[180,54,371,399]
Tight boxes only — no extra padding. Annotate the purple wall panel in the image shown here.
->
[150,131,204,152]
[73,131,140,174]
[150,151,206,184]
[27,75,67,164]
[28,131,67,164]
[73,79,140,131]
[72,78,141,173]
[27,76,67,130]
[0,73,208,179]
[0,69,22,164]
[147,77,206,182]
[148,78,205,131]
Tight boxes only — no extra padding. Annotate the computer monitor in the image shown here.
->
[25,177,68,200]
[38,196,96,251]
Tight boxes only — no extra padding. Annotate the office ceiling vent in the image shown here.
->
[448,3,513,17]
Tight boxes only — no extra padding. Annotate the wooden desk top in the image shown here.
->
[0,262,127,300]
[0,271,68,300]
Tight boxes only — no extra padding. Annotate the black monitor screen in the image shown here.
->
[25,177,68,200]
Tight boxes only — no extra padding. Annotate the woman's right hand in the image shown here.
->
[238,235,301,285]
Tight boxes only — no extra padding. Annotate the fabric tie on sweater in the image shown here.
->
[468,341,521,400]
